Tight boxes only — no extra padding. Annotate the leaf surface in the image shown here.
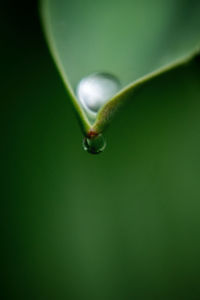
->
[41,0,200,133]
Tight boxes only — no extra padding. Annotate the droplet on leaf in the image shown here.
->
[76,73,121,121]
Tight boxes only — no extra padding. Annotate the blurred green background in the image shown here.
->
[1,1,200,299]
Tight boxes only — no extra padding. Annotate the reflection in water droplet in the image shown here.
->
[76,73,121,122]
[83,133,106,154]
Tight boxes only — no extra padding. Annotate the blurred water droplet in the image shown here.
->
[83,133,106,154]
[76,73,120,121]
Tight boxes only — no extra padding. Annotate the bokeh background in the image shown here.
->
[1,1,200,299]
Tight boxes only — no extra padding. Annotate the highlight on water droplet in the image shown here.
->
[83,133,106,154]
[76,72,121,122]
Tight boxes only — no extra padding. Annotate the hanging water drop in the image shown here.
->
[83,133,106,154]
[76,73,121,121]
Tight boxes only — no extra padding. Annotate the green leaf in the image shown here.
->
[41,0,200,135]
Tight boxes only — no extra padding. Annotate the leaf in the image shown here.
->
[41,0,200,135]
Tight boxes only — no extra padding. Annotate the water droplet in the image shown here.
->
[83,133,106,154]
[76,73,120,121]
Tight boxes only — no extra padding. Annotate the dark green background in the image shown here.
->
[1,1,200,299]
